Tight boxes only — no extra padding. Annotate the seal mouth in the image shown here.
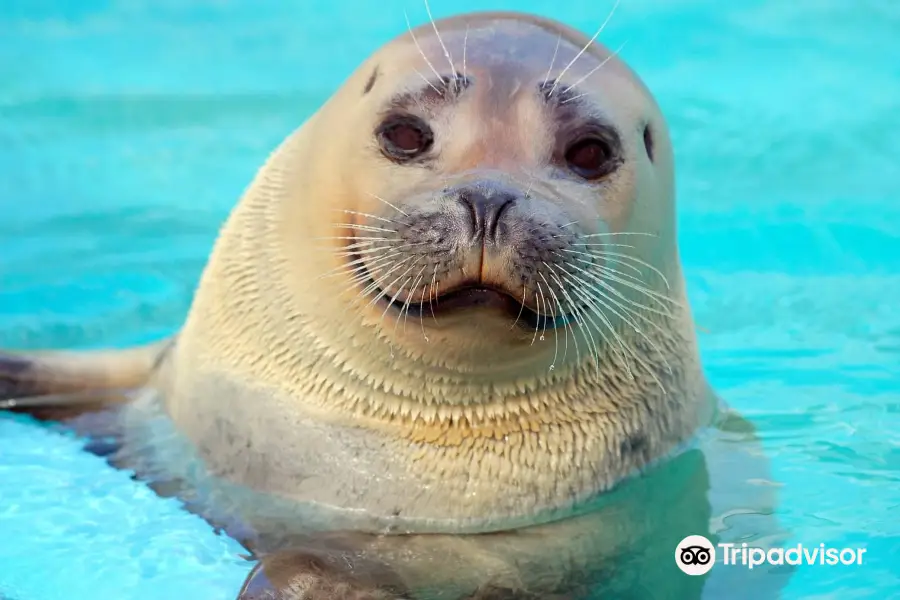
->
[385,284,571,330]
[350,253,571,330]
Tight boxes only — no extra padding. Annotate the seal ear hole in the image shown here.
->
[643,123,654,162]
[363,67,379,95]
[375,114,434,163]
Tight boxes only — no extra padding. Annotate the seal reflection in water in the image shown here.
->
[0,10,792,600]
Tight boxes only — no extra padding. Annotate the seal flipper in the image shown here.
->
[233,537,583,600]
[0,338,265,559]
[0,338,174,485]
[236,539,414,600]
[0,337,173,422]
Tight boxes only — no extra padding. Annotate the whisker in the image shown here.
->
[564,248,672,291]
[339,253,414,297]
[333,209,409,227]
[313,235,402,243]
[568,301,603,374]
[554,231,658,239]
[542,33,563,88]
[563,248,645,279]
[363,258,416,304]
[563,273,637,381]
[577,268,676,338]
[321,243,398,256]
[324,248,404,280]
[561,40,629,100]
[559,248,646,280]
[380,267,419,359]
[579,242,637,249]
[332,239,400,251]
[375,261,419,315]
[397,265,428,337]
[596,266,681,311]
[596,262,657,291]
[333,242,423,258]
[353,249,413,282]
[333,243,406,261]
[318,249,408,281]
[566,267,673,371]
[568,257,679,313]
[408,70,434,110]
[343,245,409,270]
[561,275,628,378]
[331,223,397,234]
[543,263,584,368]
[516,165,540,200]
[530,291,542,346]
[537,281,550,348]
[428,264,439,323]
[418,280,431,341]
[537,272,565,369]
[462,24,469,81]
[403,11,443,91]
[423,0,456,77]
[365,192,410,217]
[343,267,385,291]
[509,284,528,330]
[583,294,666,393]
[548,0,622,97]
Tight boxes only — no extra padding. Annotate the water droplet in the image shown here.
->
[540,335,545,341]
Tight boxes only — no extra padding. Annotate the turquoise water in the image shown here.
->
[1,0,898,598]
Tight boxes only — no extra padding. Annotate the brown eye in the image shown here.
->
[376,115,434,162]
[564,137,614,180]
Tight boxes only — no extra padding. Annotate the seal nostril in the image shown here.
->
[457,187,517,242]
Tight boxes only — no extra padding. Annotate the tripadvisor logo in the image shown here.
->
[675,535,868,574]
[675,535,716,576]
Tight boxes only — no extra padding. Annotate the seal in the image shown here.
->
[0,10,792,599]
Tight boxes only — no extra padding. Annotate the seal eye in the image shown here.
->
[564,137,614,180]
[376,115,434,162]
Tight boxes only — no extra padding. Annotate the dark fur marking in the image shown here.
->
[386,72,471,112]
[363,67,379,95]
[537,79,582,107]
[620,433,648,457]
[0,353,38,400]
[82,436,122,458]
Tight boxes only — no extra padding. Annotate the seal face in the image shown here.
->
[326,14,679,372]
[154,11,712,536]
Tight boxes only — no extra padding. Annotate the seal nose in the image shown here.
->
[458,186,517,242]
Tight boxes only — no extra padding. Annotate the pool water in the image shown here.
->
[1,0,898,598]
